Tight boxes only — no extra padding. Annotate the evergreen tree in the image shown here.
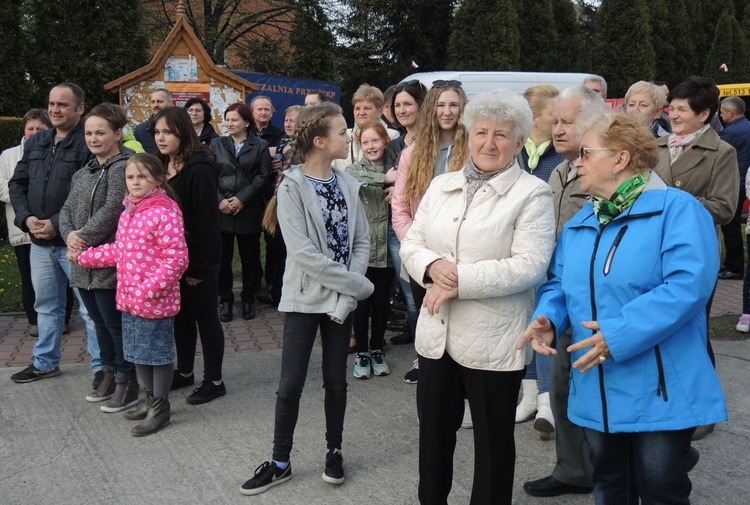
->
[593,0,656,97]
[518,0,558,72]
[27,0,149,108]
[288,0,336,81]
[575,0,598,72]
[0,0,31,116]
[334,0,454,118]
[447,0,520,70]
[685,0,728,73]
[704,10,750,84]
[551,0,583,71]
[649,0,696,87]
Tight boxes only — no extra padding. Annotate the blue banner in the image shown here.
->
[230,70,341,128]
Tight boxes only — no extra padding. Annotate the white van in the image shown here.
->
[400,71,594,97]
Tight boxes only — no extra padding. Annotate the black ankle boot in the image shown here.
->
[220,301,233,322]
[242,302,255,320]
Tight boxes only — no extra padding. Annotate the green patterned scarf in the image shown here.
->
[592,171,650,226]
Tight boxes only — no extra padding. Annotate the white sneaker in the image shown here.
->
[461,399,473,429]
[737,314,750,333]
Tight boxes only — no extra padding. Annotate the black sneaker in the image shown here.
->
[240,461,292,496]
[11,364,61,383]
[186,380,226,405]
[404,358,419,384]
[170,371,194,391]
[322,449,345,485]
[390,332,414,345]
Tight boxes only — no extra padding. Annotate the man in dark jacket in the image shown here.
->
[134,88,172,154]
[251,95,285,307]
[9,82,99,383]
[718,96,750,279]
[250,95,284,148]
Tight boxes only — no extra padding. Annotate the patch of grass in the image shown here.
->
[710,315,750,341]
[0,239,23,312]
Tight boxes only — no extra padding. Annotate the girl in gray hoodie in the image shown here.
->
[240,103,373,496]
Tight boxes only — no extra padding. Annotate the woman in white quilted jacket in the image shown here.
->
[400,89,557,505]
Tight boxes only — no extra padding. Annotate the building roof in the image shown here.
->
[104,0,257,93]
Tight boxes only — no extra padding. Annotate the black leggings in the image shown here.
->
[174,265,225,382]
[353,267,393,352]
[272,312,352,461]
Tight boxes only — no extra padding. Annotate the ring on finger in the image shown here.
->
[598,355,607,363]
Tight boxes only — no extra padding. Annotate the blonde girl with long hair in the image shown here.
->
[242,102,374,496]
[391,81,469,385]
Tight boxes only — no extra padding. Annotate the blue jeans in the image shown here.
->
[78,289,133,382]
[30,244,100,372]
[522,352,552,393]
[273,312,352,461]
[387,227,418,336]
[584,427,694,505]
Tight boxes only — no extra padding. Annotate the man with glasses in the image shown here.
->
[135,88,172,154]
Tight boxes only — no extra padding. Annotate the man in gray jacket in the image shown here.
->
[9,83,99,384]
[523,86,605,498]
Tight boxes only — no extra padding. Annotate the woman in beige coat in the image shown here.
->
[654,76,738,226]
[400,89,556,504]
[653,75,738,442]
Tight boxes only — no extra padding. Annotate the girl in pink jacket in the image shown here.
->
[76,153,188,437]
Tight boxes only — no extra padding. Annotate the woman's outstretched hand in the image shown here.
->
[517,315,557,356]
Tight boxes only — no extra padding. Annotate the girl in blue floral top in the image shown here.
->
[240,103,374,496]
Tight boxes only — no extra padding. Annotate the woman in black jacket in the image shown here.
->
[185,98,219,146]
[153,106,226,405]
[211,103,273,322]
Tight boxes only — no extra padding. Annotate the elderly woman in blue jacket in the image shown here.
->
[519,112,727,505]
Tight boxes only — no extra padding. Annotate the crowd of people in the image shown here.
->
[0,73,737,504]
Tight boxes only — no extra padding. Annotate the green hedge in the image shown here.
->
[0,117,23,153]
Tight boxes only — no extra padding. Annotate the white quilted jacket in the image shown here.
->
[400,164,556,371]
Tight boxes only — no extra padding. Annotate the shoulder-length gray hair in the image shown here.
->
[463,89,533,143]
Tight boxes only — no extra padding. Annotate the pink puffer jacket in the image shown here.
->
[78,193,188,319]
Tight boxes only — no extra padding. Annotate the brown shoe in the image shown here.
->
[101,380,140,413]
[28,325,39,337]
[131,396,171,436]
[124,390,152,421]
[86,369,115,402]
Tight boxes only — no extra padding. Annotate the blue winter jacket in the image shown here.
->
[534,174,728,433]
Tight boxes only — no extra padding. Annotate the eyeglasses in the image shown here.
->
[186,108,204,115]
[432,79,462,89]
[579,146,614,159]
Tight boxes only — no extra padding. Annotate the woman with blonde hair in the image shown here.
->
[333,84,399,169]
[519,84,565,182]
[392,81,470,387]
[624,81,668,137]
